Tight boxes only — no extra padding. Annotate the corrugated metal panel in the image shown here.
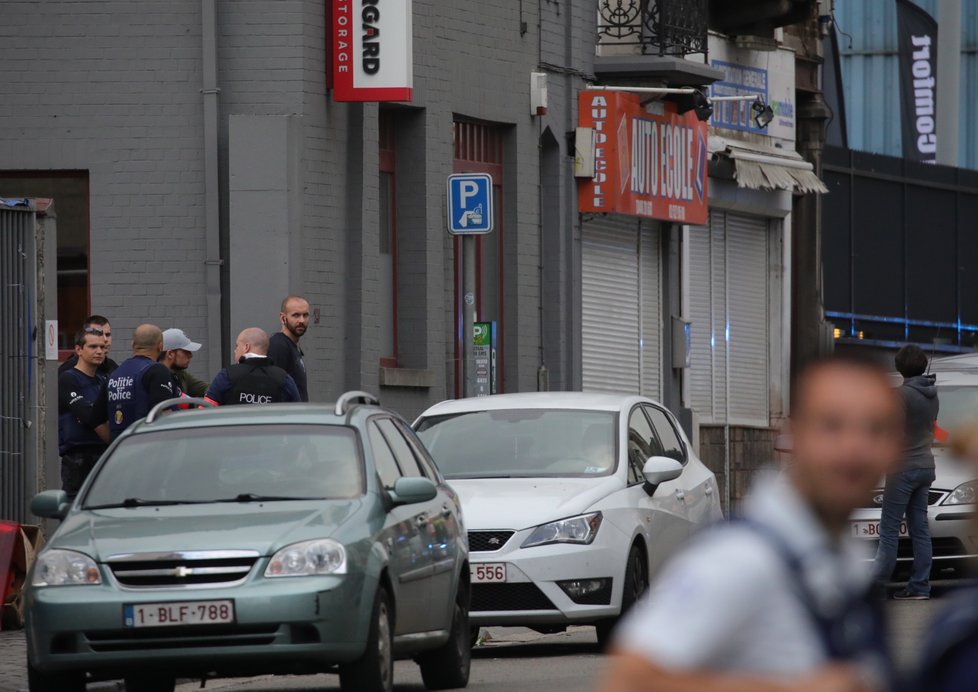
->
[688,210,727,423]
[639,221,661,401]
[725,213,770,426]
[1,207,38,523]
[835,0,978,169]
[582,217,640,393]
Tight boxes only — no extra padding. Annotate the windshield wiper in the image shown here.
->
[216,493,318,503]
[86,498,203,509]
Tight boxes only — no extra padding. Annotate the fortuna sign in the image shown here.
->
[577,90,709,224]
[331,0,413,102]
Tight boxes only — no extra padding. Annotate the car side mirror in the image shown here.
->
[388,477,437,506]
[31,490,71,520]
[642,456,683,495]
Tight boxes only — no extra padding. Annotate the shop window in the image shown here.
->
[0,171,89,356]
[379,111,398,367]
[452,120,505,396]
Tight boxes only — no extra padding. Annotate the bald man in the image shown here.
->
[267,295,310,401]
[205,327,301,406]
[98,324,183,440]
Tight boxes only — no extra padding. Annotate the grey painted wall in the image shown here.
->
[0,0,596,421]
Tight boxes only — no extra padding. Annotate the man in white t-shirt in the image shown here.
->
[602,355,904,692]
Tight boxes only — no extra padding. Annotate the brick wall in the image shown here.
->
[699,425,786,512]
[0,0,209,358]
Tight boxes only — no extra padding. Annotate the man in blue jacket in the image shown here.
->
[58,328,110,497]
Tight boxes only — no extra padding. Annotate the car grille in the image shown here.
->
[83,624,282,652]
[106,551,259,589]
[468,530,515,553]
[472,583,557,612]
[858,489,945,509]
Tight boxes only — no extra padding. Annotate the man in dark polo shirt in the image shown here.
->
[267,295,310,401]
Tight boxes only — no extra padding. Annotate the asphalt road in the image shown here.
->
[0,597,951,692]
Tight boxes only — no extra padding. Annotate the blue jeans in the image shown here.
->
[873,467,936,594]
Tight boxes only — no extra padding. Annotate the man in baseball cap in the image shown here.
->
[160,328,208,397]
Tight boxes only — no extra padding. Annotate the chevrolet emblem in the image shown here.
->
[173,566,193,578]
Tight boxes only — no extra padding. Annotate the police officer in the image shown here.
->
[58,328,111,498]
[206,327,301,406]
[99,324,182,440]
[58,315,118,376]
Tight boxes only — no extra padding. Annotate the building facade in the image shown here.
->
[0,0,823,513]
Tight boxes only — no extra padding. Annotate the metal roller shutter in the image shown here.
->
[726,212,770,426]
[639,221,661,401]
[687,211,769,426]
[582,217,640,393]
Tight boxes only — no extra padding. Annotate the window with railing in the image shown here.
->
[597,0,708,56]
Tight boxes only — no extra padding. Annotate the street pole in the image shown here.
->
[936,0,961,166]
[462,235,477,398]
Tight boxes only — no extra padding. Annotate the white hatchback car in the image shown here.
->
[414,392,723,645]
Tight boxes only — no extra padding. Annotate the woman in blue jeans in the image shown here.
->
[874,344,939,599]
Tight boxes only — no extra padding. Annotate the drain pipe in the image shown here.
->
[201,0,223,374]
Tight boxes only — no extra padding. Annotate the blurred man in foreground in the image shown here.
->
[912,422,978,691]
[602,355,903,692]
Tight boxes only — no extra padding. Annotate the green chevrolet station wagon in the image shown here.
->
[25,392,471,692]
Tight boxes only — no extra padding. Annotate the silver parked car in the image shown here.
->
[849,358,978,575]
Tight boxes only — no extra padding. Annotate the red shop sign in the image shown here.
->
[578,90,709,224]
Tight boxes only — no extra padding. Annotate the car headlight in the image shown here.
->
[265,539,347,577]
[521,513,602,549]
[31,549,101,587]
[943,481,978,506]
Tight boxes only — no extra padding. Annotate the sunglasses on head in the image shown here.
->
[84,327,104,337]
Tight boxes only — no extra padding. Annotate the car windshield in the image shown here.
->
[83,424,364,508]
[415,409,617,479]
[936,386,978,440]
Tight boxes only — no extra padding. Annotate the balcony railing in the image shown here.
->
[597,0,708,57]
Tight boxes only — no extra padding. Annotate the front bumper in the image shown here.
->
[467,519,629,627]
[849,500,978,563]
[26,573,369,677]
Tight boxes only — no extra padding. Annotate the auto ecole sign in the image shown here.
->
[577,90,709,225]
[331,0,413,102]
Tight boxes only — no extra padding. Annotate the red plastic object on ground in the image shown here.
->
[0,522,21,630]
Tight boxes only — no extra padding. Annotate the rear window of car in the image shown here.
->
[83,424,364,507]
[415,409,618,479]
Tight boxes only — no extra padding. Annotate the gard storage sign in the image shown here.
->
[577,90,709,225]
[447,173,493,235]
[331,0,413,102]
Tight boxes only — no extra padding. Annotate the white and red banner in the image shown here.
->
[331,0,413,102]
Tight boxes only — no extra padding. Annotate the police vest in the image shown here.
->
[106,356,156,439]
[225,359,288,406]
[59,369,107,455]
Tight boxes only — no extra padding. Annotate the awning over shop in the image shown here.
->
[709,136,829,194]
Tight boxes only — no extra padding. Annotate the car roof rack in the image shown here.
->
[145,397,218,424]
[334,390,380,416]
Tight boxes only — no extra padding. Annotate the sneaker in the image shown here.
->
[892,589,930,600]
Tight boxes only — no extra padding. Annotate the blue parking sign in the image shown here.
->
[447,173,493,235]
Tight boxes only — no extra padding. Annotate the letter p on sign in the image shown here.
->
[447,173,493,235]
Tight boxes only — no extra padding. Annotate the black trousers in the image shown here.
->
[60,450,102,499]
